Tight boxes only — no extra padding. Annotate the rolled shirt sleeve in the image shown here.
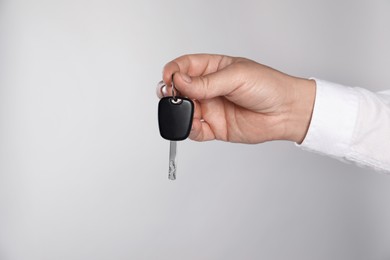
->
[298,79,390,173]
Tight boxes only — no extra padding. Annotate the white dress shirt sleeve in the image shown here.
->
[298,79,390,173]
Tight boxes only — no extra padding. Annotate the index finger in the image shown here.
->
[162,54,234,85]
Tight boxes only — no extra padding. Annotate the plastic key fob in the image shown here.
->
[158,97,194,141]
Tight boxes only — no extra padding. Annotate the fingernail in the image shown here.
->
[181,73,192,83]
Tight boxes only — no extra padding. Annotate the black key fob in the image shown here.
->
[158,97,194,141]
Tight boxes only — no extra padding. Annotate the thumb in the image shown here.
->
[173,68,241,100]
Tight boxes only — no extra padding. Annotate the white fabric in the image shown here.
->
[298,79,390,173]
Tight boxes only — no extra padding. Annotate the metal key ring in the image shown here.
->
[171,73,177,101]
[171,73,182,104]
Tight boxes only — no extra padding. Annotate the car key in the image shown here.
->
[168,140,177,180]
[158,78,194,180]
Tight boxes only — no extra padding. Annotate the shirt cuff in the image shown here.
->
[297,78,359,159]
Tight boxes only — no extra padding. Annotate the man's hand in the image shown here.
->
[157,54,316,144]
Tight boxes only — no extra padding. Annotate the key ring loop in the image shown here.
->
[171,74,177,101]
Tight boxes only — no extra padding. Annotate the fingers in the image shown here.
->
[162,54,234,86]
[171,65,242,100]
[158,54,241,100]
[189,119,215,141]
[157,54,241,142]
[189,100,217,142]
[157,66,242,100]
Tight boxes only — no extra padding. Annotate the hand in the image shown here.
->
[157,54,316,144]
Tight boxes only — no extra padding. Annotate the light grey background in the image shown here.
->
[1,0,390,259]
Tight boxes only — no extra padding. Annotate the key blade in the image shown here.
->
[168,141,177,180]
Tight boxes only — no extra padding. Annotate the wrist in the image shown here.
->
[284,78,316,143]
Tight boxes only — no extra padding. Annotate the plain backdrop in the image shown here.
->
[1,0,390,259]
